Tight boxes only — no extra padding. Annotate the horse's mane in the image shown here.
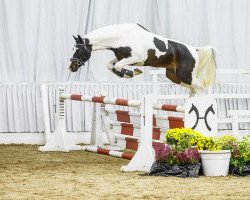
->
[137,23,150,32]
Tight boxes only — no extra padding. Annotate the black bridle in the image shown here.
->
[70,44,85,66]
[70,57,84,66]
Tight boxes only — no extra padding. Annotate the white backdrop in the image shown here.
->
[0,0,250,83]
[0,0,250,134]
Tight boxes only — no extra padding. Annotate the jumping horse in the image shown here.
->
[69,24,216,96]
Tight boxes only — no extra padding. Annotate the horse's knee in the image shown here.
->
[107,62,117,70]
[107,64,113,70]
[113,63,122,72]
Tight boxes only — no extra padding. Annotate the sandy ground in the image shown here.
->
[0,145,249,200]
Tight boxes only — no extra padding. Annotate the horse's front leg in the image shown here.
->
[107,58,128,77]
[107,58,125,77]
[112,57,143,78]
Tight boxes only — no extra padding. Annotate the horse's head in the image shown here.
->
[69,35,92,72]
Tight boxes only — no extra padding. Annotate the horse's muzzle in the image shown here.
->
[69,63,79,72]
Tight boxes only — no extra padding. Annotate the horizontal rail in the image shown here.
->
[218,118,250,123]
[216,69,250,74]
[61,93,141,107]
[227,110,250,116]
[153,104,185,112]
[158,94,250,100]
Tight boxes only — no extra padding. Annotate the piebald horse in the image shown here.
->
[69,24,216,96]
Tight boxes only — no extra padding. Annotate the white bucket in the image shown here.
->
[200,150,231,176]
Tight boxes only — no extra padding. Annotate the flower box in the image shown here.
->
[199,150,231,176]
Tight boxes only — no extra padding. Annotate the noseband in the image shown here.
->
[70,57,84,66]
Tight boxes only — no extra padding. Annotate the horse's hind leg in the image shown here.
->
[175,63,204,96]
[191,77,205,91]
[165,68,182,84]
[180,82,196,97]
[113,57,143,78]
[165,68,195,96]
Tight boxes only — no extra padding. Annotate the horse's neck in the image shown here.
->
[85,24,135,51]
[86,30,108,44]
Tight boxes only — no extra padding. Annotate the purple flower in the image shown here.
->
[153,143,171,161]
[176,148,200,165]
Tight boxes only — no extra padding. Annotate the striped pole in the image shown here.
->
[86,146,134,160]
[60,93,141,107]
[153,104,185,112]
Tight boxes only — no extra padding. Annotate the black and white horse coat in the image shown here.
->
[70,24,216,95]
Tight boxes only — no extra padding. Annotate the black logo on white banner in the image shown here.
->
[188,104,215,131]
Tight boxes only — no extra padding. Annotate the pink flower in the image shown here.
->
[153,143,170,161]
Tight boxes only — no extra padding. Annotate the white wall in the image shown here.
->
[0,0,249,134]
[0,0,249,83]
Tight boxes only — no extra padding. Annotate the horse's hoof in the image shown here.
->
[121,68,133,77]
[112,68,124,77]
[134,68,143,75]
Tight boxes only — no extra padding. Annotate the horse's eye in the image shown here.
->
[77,61,81,65]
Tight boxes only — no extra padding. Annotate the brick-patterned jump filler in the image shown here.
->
[106,108,184,129]
[106,108,184,151]
[60,93,185,112]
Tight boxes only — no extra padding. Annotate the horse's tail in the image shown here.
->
[194,46,217,88]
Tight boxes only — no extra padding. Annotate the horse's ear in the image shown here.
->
[73,35,78,42]
[77,35,84,44]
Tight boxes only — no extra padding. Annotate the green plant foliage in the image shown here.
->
[231,135,250,173]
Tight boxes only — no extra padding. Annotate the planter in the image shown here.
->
[199,150,231,176]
